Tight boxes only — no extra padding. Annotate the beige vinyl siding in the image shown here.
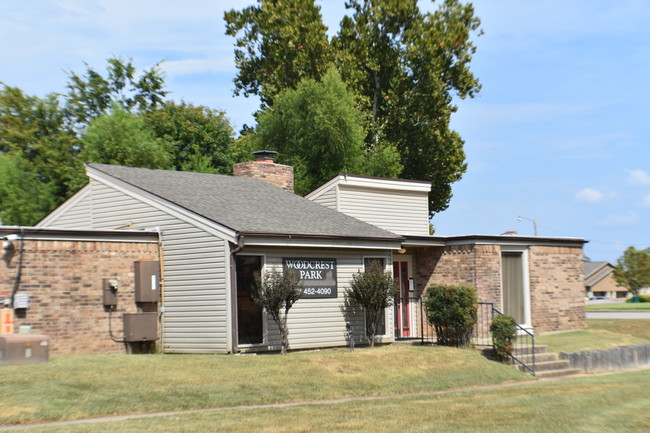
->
[309,185,337,210]
[41,187,93,228]
[242,247,394,351]
[40,179,230,353]
[338,185,429,235]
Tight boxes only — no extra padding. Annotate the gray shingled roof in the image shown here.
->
[87,164,402,240]
[585,261,608,277]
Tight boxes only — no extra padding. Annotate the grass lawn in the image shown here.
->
[0,345,529,426]
[536,319,650,353]
[586,302,650,312]
[588,319,650,341]
[10,369,650,433]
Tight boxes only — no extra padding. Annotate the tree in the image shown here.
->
[253,268,302,354]
[613,246,650,296]
[225,0,482,215]
[144,102,235,174]
[0,84,84,224]
[254,68,401,195]
[83,104,172,169]
[224,0,333,108]
[65,56,168,128]
[334,0,481,215]
[346,262,397,347]
[0,152,57,225]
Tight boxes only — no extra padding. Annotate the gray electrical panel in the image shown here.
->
[0,334,49,365]
[102,278,118,307]
[134,261,160,303]
[123,312,158,342]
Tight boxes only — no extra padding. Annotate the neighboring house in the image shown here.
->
[584,261,628,299]
[0,154,587,355]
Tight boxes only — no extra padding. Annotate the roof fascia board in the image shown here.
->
[87,167,237,243]
[36,183,92,227]
[305,174,431,199]
[304,175,341,200]
[443,236,587,248]
[0,227,158,243]
[243,236,403,250]
[339,176,431,193]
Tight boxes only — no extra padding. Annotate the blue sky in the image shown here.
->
[1,0,649,262]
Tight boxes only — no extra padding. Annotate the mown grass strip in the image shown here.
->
[7,369,650,433]
[0,345,528,426]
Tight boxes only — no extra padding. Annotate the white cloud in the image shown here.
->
[575,188,605,203]
[627,169,650,187]
[161,57,235,77]
[597,212,639,227]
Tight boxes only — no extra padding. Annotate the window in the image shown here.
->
[363,257,386,336]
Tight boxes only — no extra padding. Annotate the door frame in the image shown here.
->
[500,246,532,331]
[393,254,414,338]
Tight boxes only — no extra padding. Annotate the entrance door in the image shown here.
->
[501,252,526,325]
[236,255,263,345]
[393,257,412,338]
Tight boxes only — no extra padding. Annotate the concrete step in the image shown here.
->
[534,367,582,379]
[513,344,547,356]
[520,359,570,372]
[517,352,558,364]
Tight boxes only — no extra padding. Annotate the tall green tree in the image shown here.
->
[0,152,57,225]
[613,247,650,296]
[334,0,481,215]
[83,104,172,169]
[144,102,235,174]
[225,0,482,215]
[0,84,84,224]
[65,56,168,128]
[224,0,333,108]
[255,68,401,195]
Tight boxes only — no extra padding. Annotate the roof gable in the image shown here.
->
[86,164,401,241]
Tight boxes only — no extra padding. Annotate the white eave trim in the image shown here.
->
[85,167,238,243]
[306,174,431,200]
[242,236,403,250]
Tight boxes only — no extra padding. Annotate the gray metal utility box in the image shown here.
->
[134,261,160,303]
[0,334,49,365]
[123,312,158,342]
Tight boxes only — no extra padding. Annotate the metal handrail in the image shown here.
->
[488,305,536,375]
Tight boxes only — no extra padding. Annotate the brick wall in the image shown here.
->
[529,246,585,332]
[233,160,294,193]
[413,243,585,334]
[0,239,159,356]
[413,244,501,305]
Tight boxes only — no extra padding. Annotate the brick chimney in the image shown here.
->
[232,150,294,193]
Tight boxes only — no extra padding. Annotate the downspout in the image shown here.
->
[156,228,166,353]
[9,228,25,308]
[229,234,244,353]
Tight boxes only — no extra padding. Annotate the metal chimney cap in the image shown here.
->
[252,150,278,161]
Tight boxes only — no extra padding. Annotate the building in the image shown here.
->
[584,261,628,299]
[0,155,587,355]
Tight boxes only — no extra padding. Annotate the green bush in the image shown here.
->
[424,285,477,347]
[490,314,517,362]
[639,295,650,303]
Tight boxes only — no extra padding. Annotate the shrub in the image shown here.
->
[253,268,302,354]
[424,285,477,347]
[639,295,650,303]
[490,314,517,362]
[346,263,397,347]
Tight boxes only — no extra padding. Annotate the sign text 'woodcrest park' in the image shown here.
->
[283,258,337,298]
